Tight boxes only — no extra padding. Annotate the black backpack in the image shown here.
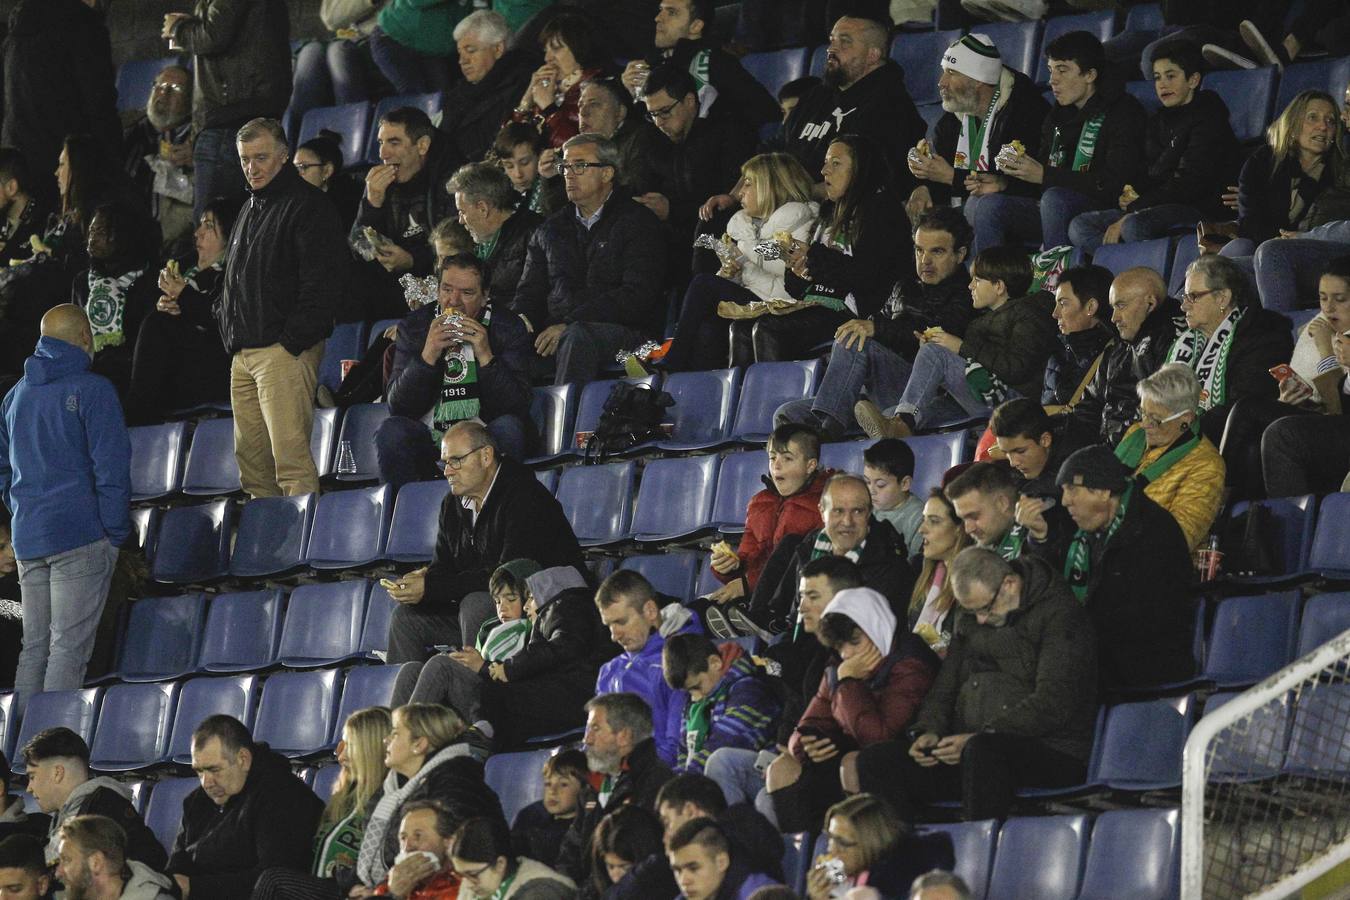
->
[583,382,674,463]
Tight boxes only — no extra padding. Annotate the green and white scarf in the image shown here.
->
[993,525,1025,561]
[475,228,501,263]
[1063,484,1133,602]
[431,305,492,436]
[1114,423,1201,485]
[1048,111,1105,172]
[477,617,531,662]
[954,85,1001,173]
[809,529,863,563]
[1165,306,1244,410]
[801,221,853,313]
[688,48,716,115]
[86,269,144,352]
[964,359,1012,407]
[684,677,729,764]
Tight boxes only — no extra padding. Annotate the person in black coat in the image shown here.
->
[445,162,543,299]
[1042,264,1115,409]
[384,425,588,665]
[376,253,535,485]
[440,13,534,172]
[167,716,324,900]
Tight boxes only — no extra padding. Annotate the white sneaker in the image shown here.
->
[1239,20,1284,71]
[960,0,1027,22]
[987,0,1047,19]
[1202,44,1257,70]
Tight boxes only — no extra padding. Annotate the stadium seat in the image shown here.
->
[781,833,813,896]
[88,682,179,771]
[1036,11,1117,84]
[1276,56,1350,112]
[919,820,998,900]
[978,20,1043,80]
[909,431,967,494]
[1204,691,1291,779]
[655,368,743,451]
[126,779,150,813]
[277,582,370,668]
[334,665,408,742]
[129,422,189,501]
[986,814,1089,900]
[130,506,161,565]
[1169,236,1200,299]
[181,418,241,496]
[367,319,401,349]
[1307,493,1350,578]
[485,748,552,823]
[361,581,397,657]
[571,375,660,456]
[535,467,560,494]
[1202,593,1301,688]
[630,454,719,542]
[821,440,866,475]
[151,499,235,584]
[889,30,960,106]
[1124,2,1163,34]
[197,590,286,673]
[809,45,827,78]
[555,460,637,546]
[167,675,259,764]
[319,321,368,393]
[106,593,208,682]
[732,360,821,443]
[1225,495,1317,585]
[0,692,15,765]
[1093,694,1195,790]
[741,48,809,95]
[253,668,342,758]
[333,402,390,482]
[694,552,722,599]
[620,552,702,602]
[11,688,103,775]
[526,383,578,464]
[1123,80,1160,110]
[709,451,765,532]
[1076,808,1180,900]
[144,777,199,855]
[1091,237,1173,281]
[312,407,341,478]
[306,484,396,569]
[365,92,444,163]
[313,765,342,802]
[298,102,373,172]
[1284,683,1350,777]
[386,479,452,562]
[1205,67,1278,143]
[116,57,178,112]
[917,102,945,135]
[1296,592,1350,657]
[230,493,317,578]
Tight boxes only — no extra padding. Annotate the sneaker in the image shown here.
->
[1202,44,1257,70]
[853,400,912,439]
[986,0,1047,20]
[704,605,739,639]
[1239,20,1284,71]
[726,605,775,644]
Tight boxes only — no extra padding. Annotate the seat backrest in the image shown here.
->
[663,368,742,446]
[987,814,1089,900]
[1091,236,1173,281]
[1169,234,1200,298]
[151,499,235,585]
[253,669,341,757]
[298,101,373,171]
[1203,592,1301,687]
[484,748,553,823]
[529,383,578,460]
[630,454,719,541]
[361,582,398,656]
[1296,592,1350,656]
[319,322,368,393]
[198,590,286,672]
[278,581,370,667]
[1230,495,1316,578]
[732,360,820,443]
[114,593,208,681]
[386,479,453,562]
[306,484,396,568]
[535,468,560,495]
[0,692,15,766]
[1285,682,1350,776]
[1123,80,1160,111]
[312,407,341,478]
[334,403,391,482]
[978,20,1043,79]
[1094,694,1194,788]
[907,431,967,495]
[144,777,201,855]
[1036,11,1116,83]
[1076,808,1180,900]
[556,461,636,544]
[809,45,827,78]
[741,47,809,96]
[129,422,189,501]
[619,552,701,603]
[365,92,444,162]
[230,493,317,578]
[820,440,866,475]
[182,418,241,496]
[919,819,998,900]
[335,664,407,739]
[1205,67,1278,143]
[1203,691,1291,778]
[710,451,766,530]
[130,506,161,565]
[1124,2,1163,34]
[88,682,179,772]
[1276,56,1350,112]
[1308,493,1350,574]
[313,765,343,802]
[11,688,103,775]
[167,675,259,764]
[890,29,961,106]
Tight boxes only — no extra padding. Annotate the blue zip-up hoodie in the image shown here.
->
[0,336,131,559]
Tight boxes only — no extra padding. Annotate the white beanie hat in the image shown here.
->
[941,33,1004,86]
[822,587,897,658]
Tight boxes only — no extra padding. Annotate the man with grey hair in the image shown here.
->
[511,133,666,386]
[447,161,542,295]
[576,78,666,197]
[910,870,972,900]
[855,545,1097,821]
[124,64,195,251]
[442,9,533,169]
[218,116,347,499]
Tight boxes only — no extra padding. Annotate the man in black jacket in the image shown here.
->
[443,10,534,171]
[511,134,666,386]
[775,207,976,440]
[385,421,587,664]
[218,117,347,499]
[376,254,535,486]
[169,715,323,900]
[578,79,668,198]
[945,460,1069,568]
[446,163,542,298]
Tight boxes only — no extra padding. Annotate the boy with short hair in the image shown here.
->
[862,439,923,556]
[474,559,540,663]
[510,749,590,868]
[666,818,778,900]
[662,634,781,775]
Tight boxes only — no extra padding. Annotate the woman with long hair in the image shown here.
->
[511,13,608,149]
[451,815,576,900]
[588,805,663,900]
[294,130,362,224]
[906,489,972,657]
[805,794,952,900]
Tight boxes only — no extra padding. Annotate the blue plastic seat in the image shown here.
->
[630,455,719,542]
[386,479,452,562]
[891,30,960,106]
[741,47,809,95]
[1296,592,1350,656]
[918,819,998,900]
[571,375,660,456]
[1036,11,1116,84]
[253,669,342,758]
[620,552,702,602]
[366,92,444,163]
[908,431,967,494]
[1202,592,1301,688]
[709,451,765,533]
[485,748,552,823]
[1169,235,1201,299]
[367,319,401,349]
[1204,690,1291,779]
[181,418,241,496]
[0,692,15,765]
[1307,493,1350,578]
[312,407,341,479]
[278,582,371,668]
[306,484,396,569]
[197,590,286,673]
[986,814,1088,900]
[334,664,407,741]
[556,461,637,546]
[1276,56,1350,112]
[916,102,944,135]
[117,57,178,112]
[1092,237,1173,281]
[1093,694,1195,790]
[144,777,200,855]
[1206,67,1279,143]
[781,832,813,896]
[129,422,189,501]
[820,440,866,475]
[535,468,560,494]
[978,20,1043,79]
[167,675,259,764]
[151,499,235,584]
[733,360,821,443]
[1076,808,1180,900]
[130,506,161,566]
[313,765,343,802]
[319,322,368,393]
[1123,80,1160,111]
[655,368,743,451]
[333,402,390,482]
[230,493,317,578]
[808,45,827,78]
[11,688,103,775]
[107,593,208,682]
[361,581,397,658]
[1226,495,1316,585]
[526,383,578,463]
[88,682,180,771]
[127,779,150,813]
[298,102,373,172]
[694,552,722,599]
[1124,2,1163,34]
[1285,683,1350,777]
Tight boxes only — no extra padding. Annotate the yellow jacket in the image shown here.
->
[1121,423,1226,550]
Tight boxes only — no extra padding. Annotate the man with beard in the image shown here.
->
[123,65,195,253]
[0,150,44,268]
[55,815,176,900]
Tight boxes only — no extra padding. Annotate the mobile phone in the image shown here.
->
[425,644,456,654]
[1269,364,1295,384]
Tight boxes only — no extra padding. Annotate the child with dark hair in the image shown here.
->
[510,749,590,869]
[776,76,821,124]
[589,805,664,899]
[474,559,542,663]
[862,439,922,556]
[492,122,563,217]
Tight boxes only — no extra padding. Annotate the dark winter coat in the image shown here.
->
[613,116,669,198]
[351,137,460,277]
[170,0,292,131]
[643,38,780,131]
[485,209,543,299]
[1237,143,1340,243]
[960,292,1059,400]
[1042,322,1114,408]
[656,116,755,249]
[785,189,912,321]
[1197,306,1295,444]
[1131,89,1239,218]
[1037,78,1148,209]
[441,50,534,170]
[930,66,1050,203]
[871,270,980,361]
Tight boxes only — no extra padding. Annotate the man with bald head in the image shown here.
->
[0,305,130,712]
[1058,266,1182,450]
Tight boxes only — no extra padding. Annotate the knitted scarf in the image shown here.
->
[1165,305,1244,410]
[432,305,491,436]
[954,85,1001,173]
[809,529,863,563]
[86,268,144,352]
[1114,424,1201,486]
[1063,484,1132,602]
[1048,111,1105,172]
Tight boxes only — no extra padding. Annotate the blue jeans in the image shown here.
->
[894,341,998,428]
[193,126,246,222]
[774,334,913,439]
[1254,236,1350,312]
[375,413,528,487]
[1068,204,1205,254]
[368,27,452,95]
[705,747,778,827]
[14,537,119,711]
[966,187,1094,254]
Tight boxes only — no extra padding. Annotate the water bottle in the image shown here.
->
[336,439,357,476]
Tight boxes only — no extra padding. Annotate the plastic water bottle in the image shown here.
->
[336,440,357,476]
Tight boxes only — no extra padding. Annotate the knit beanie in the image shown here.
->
[941,33,1004,85]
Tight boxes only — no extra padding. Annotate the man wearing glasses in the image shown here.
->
[123,65,195,252]
[383,420,586,665]
[511,133,666,386]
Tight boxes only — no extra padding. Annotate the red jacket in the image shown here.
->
[716,469,828,590]
[375,871,460,900]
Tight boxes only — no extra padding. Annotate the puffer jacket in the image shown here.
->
[676,644,782,773]
[170,0,292,130]
[1042,322,1113,408]
[870,269,979,362]
[485,209,543,300]
[351,135,460,277]
[1119,423,1226,550]
[913,554,1098,761]
[1130,89,1239,218]
[724,201,818,301]
[959,292,1059,400]
[716,468,827,590]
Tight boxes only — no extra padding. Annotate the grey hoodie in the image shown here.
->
[524,566,587,612]
[119,860,177,900]
[46,776,134,860]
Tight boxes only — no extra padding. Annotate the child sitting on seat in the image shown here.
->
[509,749,590,869]
[474,560,540,662]
[863,439,923,557]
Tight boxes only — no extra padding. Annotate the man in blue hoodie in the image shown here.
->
[0,305,129,712]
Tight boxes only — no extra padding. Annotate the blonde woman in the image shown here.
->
[664,152,818,371]
[806,794,951,900]
[906,489,972,657]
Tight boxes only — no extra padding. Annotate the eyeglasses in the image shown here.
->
[293,162,324,172]
[1180,288,1219,305]
[152,83,188,94]
[556,161,613,175]
[645,100,681,122]
[454,863,492,882]
[440,445,485,470]
[962,586,1001,619]
[1140,409,1190,428]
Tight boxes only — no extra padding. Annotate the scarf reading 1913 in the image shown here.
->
[431,305,492,436]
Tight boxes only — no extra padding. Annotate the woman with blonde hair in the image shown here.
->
[664,152,819,371]
[906,489,972,657]
[805,794,952,900]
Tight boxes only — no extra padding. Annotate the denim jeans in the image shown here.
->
[1254,236,1350,312]
[965,186,1094,254]
[14,537,119,710]
[1068,203,1205,254]
[705,747,778,827]
[894,341,997,428]
[774,335,913,438]
[368,27,452,95]
[192,126,247,223]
